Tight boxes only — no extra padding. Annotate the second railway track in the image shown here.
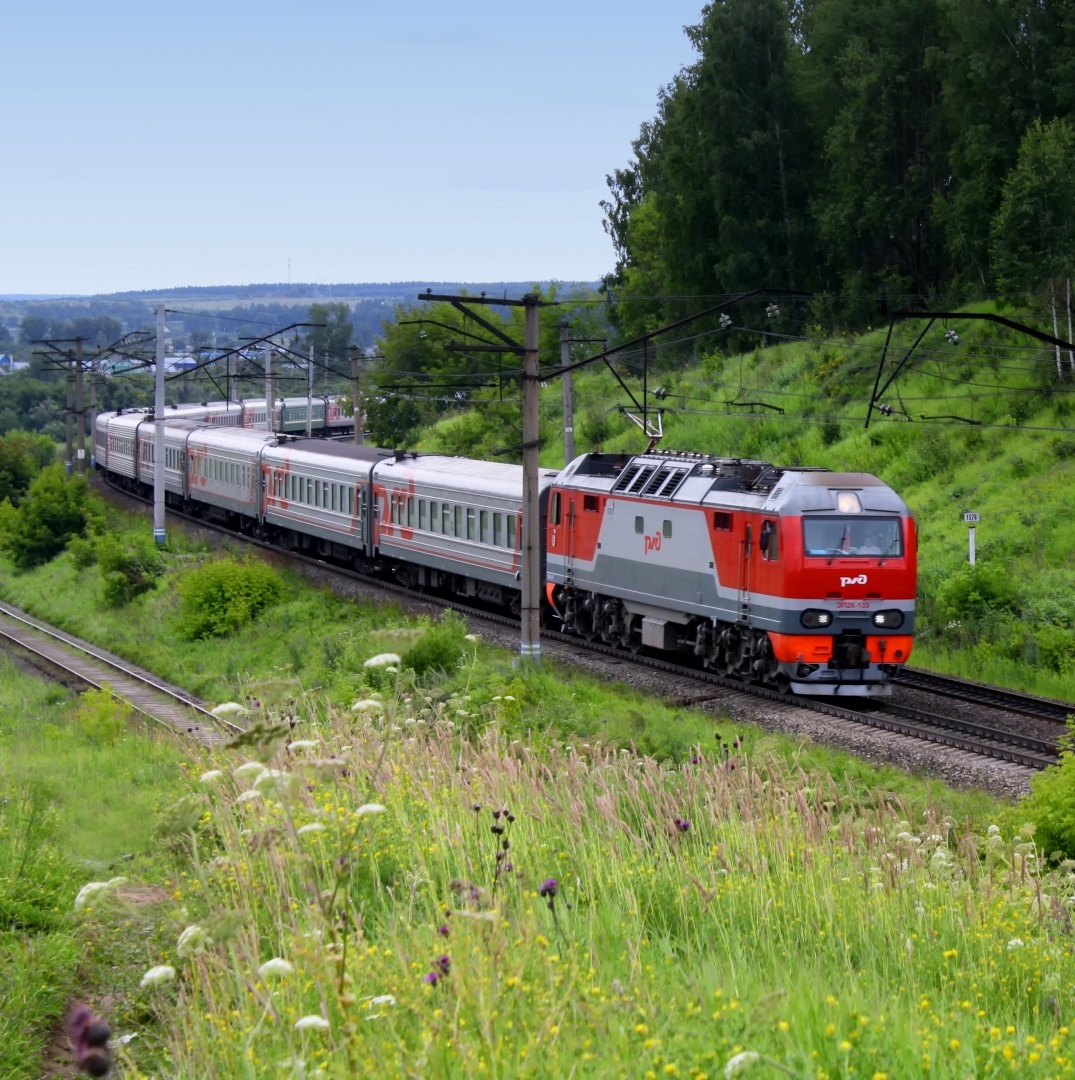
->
[0,600,243,746]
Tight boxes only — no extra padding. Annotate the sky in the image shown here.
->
[1,1,705,296]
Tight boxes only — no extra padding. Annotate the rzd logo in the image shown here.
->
[840,573,868,588]
[644,531,662,554]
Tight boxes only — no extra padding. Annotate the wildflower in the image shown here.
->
[987,824,1001,837]
[351,699,383,713]
[438,924,450,937]
[236,789,263,803]
[297,823,325,835]
[140,964,177,988]
[369,995,396,1006]
[211,701,247,717]
[673,817,691,833]
[435,955,451,975]
[258,958,295,980]
[294,1015,330,1032]
[464,634,479,642]
[364,653,401,668]
[724,1050,760,1077]
[74,876,127,912]
[254,768,298,797]
[356,803,387,816]
[176,923,210,959]
[199,769,225,784]
[288,740,318,751]
[234,761,269,782]
[423,971,440,986]
[539,879,558,899]
[68,1004,112,1076]
[1007,938,1025,951]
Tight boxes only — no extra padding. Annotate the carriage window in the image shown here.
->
[348,487,355,516]
[454,506,462,536]
[662,520,672,538]
[493,513,503,546]
[508,513,517,549]
[713,511,733,531]
[584,495,599,512]
[419,500,427,529]
[407,497,415,528]
[466,507,476,540]
[429,501,438,532]
[635,516,644,534]
[551,491,562,526]
[480,510,490,543]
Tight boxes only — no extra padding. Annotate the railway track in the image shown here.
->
[0,600,243,746]
[98,480,1069,771]
[896,666,1074,725]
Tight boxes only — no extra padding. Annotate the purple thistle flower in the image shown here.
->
[68,1003,112,1076]
[436,954,451,975]
[423,971,440,986]
[689,755,701,765]
[437,924,450,938]
[674,817,691,833]
[539,878,558,899]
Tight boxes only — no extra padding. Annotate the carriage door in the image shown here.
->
[737,524,753,621]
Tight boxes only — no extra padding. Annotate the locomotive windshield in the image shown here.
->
[803,517,903,557]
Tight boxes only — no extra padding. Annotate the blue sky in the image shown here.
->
[1,1,704,295]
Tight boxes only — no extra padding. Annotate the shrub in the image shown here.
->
[176,555,284,639]
[0,466,105,570]
[402,611,470,678]
[74,684,131,745]
[934,563,1020,628]
[96,534,165,607]
[1016,732,1075,859]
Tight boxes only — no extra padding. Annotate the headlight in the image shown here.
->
[872,609,905,629]
[801,609,833,628]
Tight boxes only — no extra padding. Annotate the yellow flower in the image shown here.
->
[949,1039,960,1051]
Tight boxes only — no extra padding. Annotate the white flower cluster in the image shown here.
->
[74,876,128,912]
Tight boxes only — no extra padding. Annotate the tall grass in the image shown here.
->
[98,672,1075,1078]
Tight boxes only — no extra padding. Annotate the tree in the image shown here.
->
[991,118,1075,377]
[603,0,818,334]
[0,465,105,570]
[0,430,55,504]
[305,302,354,386]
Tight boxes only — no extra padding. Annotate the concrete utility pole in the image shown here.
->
[306,342,314,437]
[349,344,364,445]
[521,293,542,663]
[64,349,74,474]
[417,289,547,663]
[88,355,98,469]
[264,342,275,433]
[559,322,575,464]
[74,337,86,474]
[154,304,166,545]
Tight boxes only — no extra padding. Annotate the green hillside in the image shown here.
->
[410,299,1075,700]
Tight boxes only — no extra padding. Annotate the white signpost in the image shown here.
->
[963,511,980,565]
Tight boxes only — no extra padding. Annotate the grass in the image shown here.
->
[1,514,1074,1075]
[95,670,1075,1078]
[0,656,195,1078]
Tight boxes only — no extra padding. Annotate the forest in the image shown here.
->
[602,0,1075,337]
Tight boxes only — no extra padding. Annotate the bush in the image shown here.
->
[95,534,164,607]
[1016,733,1075,859]
[402,611,470,678]
[176,555,284,639]
[0,466,105,570]
[933,563,1020,628]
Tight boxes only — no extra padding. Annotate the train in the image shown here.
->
[94,407,916,696]
[113,395,354,436]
